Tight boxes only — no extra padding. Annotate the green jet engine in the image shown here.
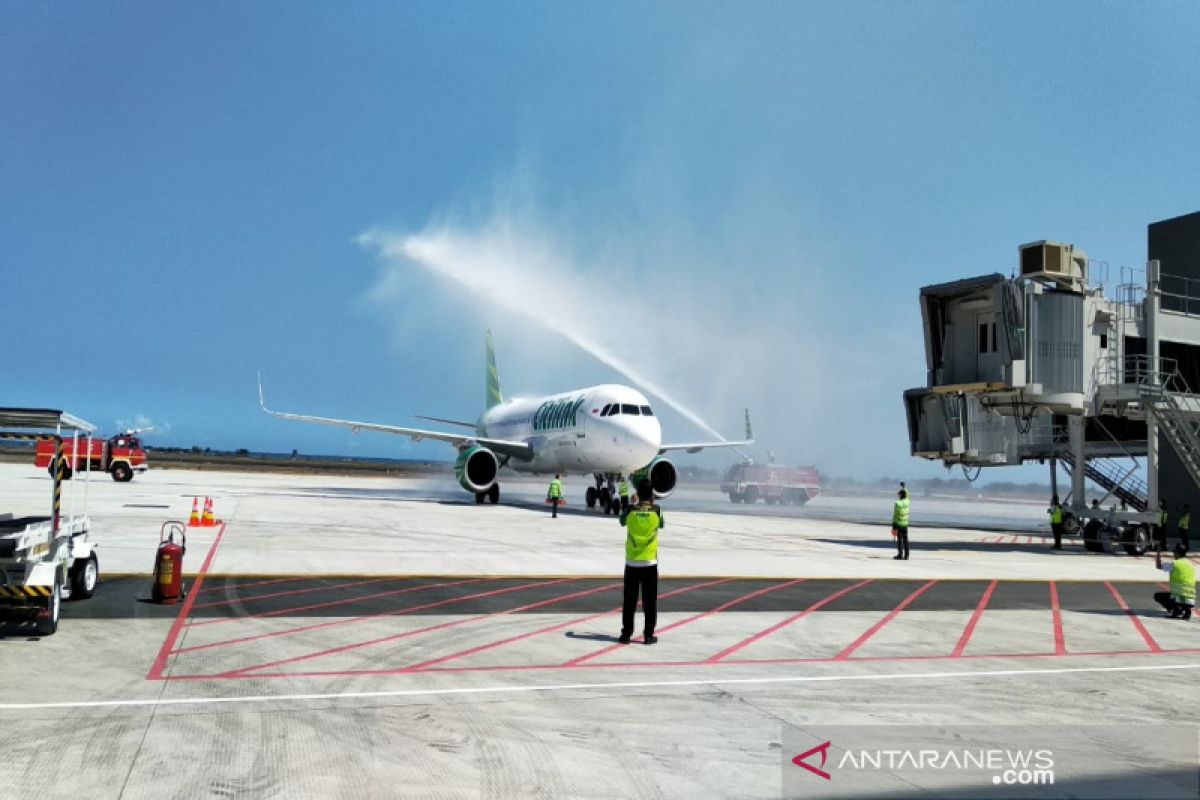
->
[631,456,677,498]
[455,446,499,493]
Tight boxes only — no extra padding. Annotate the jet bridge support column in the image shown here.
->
[1070,415,1086,507]
[1146,259,1161,512]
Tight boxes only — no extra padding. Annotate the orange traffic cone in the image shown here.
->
[200,496,216,527]
[187,497,201,527]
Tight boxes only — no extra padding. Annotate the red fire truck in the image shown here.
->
[34,430,149,482]
[721,461,821,505]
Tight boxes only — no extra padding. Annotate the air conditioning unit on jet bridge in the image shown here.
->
[1019,241,1087,289]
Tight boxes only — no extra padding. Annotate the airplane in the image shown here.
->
[258,332,753,513]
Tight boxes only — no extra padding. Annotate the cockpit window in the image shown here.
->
[620,404,639,415]
[640,406,653,416]
[600,403,614,416]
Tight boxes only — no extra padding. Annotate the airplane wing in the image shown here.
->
[257,376,534,461]
[659,408,755,455]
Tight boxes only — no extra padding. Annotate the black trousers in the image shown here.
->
[622,565,658,637]
[550,497,559,518]
[1051,522,1063,549]
[1153,525,1167,550]
[1179,528,1190,552]
[1154,591,1193,618]
[895,526,909,558]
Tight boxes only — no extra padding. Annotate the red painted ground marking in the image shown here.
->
[176,578,562,659]
[158,644,1200,682]
[1049,581,1066,655]
[217,577,582,676]
[404,580,733,672]
[704,579,874,663]
[185,577,489,630]
[172,578,490,655]
[1026,535,1035,545]
[834,580,937,661]
[568,579,806,667]
[188,576,397,611]
[1104,582,1162,653]
[197,576,304,594]
[1009,535,1022,545]
[952,580,997,658]
[397,581,631,671]
[146,523,228,680]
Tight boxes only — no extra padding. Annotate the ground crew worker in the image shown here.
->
[1178,504,1191,552]
[1156,500,1169,551]
[1047,496,1064,550]
[547,474,563,519]
[1155,542,1195,620]
[892,487,910,560]
[619,480,662,644]
[617,474,630,512]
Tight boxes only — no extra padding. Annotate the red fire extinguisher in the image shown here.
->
[153,521,187,605]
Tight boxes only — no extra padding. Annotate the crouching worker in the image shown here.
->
[1155,542,1195,621]
[619,480,663,644]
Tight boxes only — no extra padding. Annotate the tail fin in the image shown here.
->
[485,330,503,410]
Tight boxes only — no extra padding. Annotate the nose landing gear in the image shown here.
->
[588,473,620,515]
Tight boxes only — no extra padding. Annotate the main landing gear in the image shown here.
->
[474,484,501,504]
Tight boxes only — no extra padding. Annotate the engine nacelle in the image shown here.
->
[455,446,499,493]
[632,456,677,498]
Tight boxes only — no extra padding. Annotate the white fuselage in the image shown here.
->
[480,384,661,475]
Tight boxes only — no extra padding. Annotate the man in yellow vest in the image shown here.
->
[1155,542,1195,621]
[1178,503,1191,553]
[619,480,663,644]
[1047,496,1064,550]
[892,487,910,560]
[547,474,563,519]
[617,475,631,512]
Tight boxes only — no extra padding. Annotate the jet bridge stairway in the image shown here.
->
[1143,382,1200,494]
[1055,450,1148,511]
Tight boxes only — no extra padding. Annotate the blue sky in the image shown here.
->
[2,2,1198,481]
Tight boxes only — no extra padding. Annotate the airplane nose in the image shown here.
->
[628,420,660,458]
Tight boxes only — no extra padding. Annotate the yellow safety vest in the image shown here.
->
[1161,510,1168,526]
[1050,505,1063,524]
[548,479,562,499]
[892,497,910,528]
[624,506,661,563]
[1180,512,1191,531]
[1170,559,1196,603]
[618,480,630,498]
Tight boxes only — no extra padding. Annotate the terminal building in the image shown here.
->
[903,211,1200,553]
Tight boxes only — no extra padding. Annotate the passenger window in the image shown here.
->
[640,406,653,416]
[621,404,639,415]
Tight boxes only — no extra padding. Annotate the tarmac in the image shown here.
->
[0,463,1196,798]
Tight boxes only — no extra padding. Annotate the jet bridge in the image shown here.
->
[903,238,1200,555]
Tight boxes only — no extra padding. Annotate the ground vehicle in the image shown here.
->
[721,462,821,505]
[34,429,148,481]
[1,407,102,635]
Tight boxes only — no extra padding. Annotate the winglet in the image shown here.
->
[744,408,754,442]
[257,372,270,412]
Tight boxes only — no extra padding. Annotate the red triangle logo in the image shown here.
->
[792,740,832,780]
